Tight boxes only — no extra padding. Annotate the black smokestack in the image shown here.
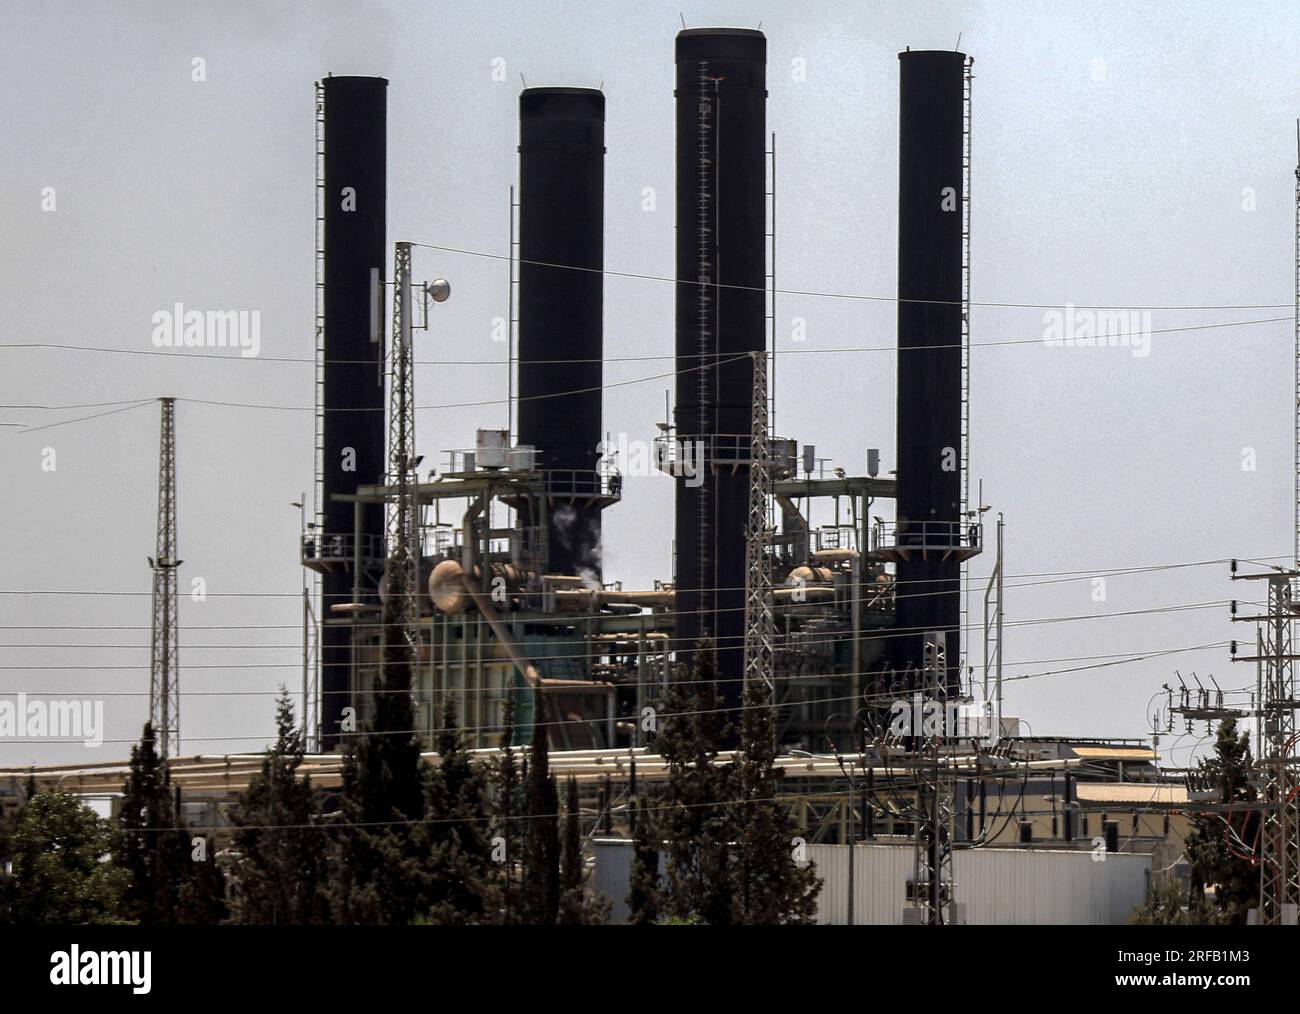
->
[673,29,766,715]
[893,50,966,689]
[517,87,605,579]
[319,75,386,746]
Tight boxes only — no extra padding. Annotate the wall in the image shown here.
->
[591,839,1151,925]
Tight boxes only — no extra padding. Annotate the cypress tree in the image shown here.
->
[176,833,229,925]
[229,689,327,924]
[626,793,661,925]
[520,712,560,924]
[418,697,498,923]
[656,640,736,925]
[557,774,608,924]
[326,589,429,924]
[116,722,191,924]
[1185,718,1258,924]
[561,775,582,897]
[733,669,821,924]
[492,692,522,924]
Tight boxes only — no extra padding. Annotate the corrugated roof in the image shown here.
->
[1074,783,1187,805]
[1071,746,1157,761]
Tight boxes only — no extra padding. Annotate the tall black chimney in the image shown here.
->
[319,75,387,746]
[893,51,966,688]
[517,87,606,578]
[673,29,767,714]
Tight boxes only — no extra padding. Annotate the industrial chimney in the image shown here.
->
[319,75,387,747]
[892,50,968,690]
[672,29,767,714]
[517,87,606,579]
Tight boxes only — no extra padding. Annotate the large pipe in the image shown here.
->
[551,588,676,611]
[892,50,966,689]
[673,28,767,716]
[460,500,542,691]
[517,87,606,578]
[319,75,387,747]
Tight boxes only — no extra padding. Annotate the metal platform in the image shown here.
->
[300,531,384,573]
[867,519,983,563]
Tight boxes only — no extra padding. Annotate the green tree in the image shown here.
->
[492,692,522,924]
[228,689,328,924]
[557,774,607,924]
[1129,876,1206,925]
[655,641,737,925]
[326,591,429,924]
[520,714,560,924]
[6,791,128,924]
[418,698,498,923]
[0,776,38,924]
[732,670,821,924]
[176,831,229,925]
[626,791,661,925]
[115,723,194,924]
[1185,718,1259,925]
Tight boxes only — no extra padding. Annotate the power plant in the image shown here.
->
[7,16,1300,935]
[298,34,987,760]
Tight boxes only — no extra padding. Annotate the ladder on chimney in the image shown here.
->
[696,62,717,634]
[508,184,520,442]
[959,59,973,675]
[313,81,326,536]
[1293,120,1300,571]
[765,132,777,434]
[308,81,326,749]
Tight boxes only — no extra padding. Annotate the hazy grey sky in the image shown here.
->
[3,0,1299,768]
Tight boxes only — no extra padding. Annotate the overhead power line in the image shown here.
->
[2,312,1288,374]
[409,241,1296,312]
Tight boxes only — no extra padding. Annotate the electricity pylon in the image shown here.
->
[148,397,181,757]
[743,350,774,696]
[1231,565,1300,925]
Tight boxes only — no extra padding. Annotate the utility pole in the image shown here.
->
[982,512,1004,742]
[148,397,181,758]
[1230,564,1300,924]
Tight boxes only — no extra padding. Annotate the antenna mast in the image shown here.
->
[386,242,420,666]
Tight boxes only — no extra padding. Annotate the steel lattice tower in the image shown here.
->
[743,350,774,693]
[1256,574,1299,924]
[1231,567,1300,924]
[148,397,180,757]
[385,242,420,664]
[910,634,957,925]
